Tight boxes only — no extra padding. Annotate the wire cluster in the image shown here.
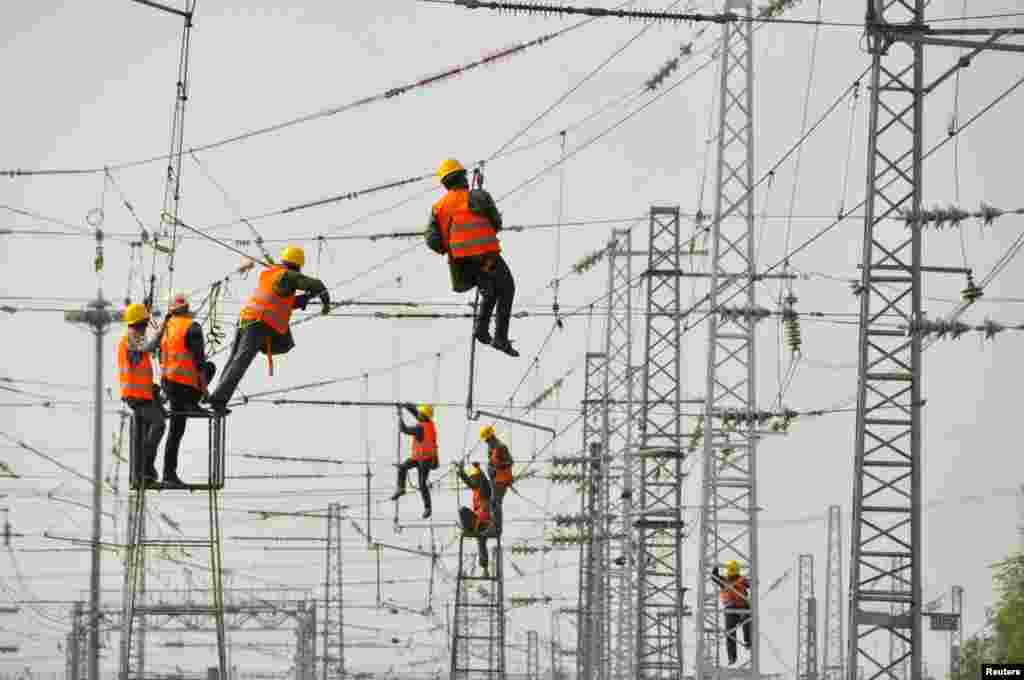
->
[906,318,1024,340]
[900,203,1024,229]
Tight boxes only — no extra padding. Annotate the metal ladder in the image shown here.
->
[450,534,505,679]
[120,409,228,679]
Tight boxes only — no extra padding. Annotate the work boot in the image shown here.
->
[490,337,519,357]
[474,326,492,345]
[390,489,405,501]
[163,472,188,489]
[422,506,432,519]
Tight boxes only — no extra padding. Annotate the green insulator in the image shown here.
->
[785,315,802,353]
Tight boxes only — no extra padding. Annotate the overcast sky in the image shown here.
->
[2,0,1024,677]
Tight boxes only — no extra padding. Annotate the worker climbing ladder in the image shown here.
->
[120,409,228,679]
[450,535,506,679]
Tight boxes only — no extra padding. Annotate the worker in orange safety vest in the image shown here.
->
[207,246,330,411]
[481,425,513,534]
[425,159,518,357]
[118,303,168,489]
[711,560,753,666]
[391,403,440,518]
[159,292,217,488]
[455,462,496,575]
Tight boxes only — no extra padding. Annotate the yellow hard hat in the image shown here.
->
[467,464,481,477]
[726,560,740,577]
[418,404,434,419]
[437,159,466,182]
[168,291,189,312]
[124,303,150,326]
[280,246,305,269]
[480,425,496,442]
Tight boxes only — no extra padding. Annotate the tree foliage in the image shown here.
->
[955,551,1024,677]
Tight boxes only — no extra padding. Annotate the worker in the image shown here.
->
[159,293,217,488]
[207,246,331,411]
[425,159,518,357]
[455,462,496,576]
[391,403,440,518]
[481,426,513,534]
[711,559,752,666]
[118,303,168,489]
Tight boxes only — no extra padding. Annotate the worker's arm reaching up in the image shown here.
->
[274,270,331,314]
[455,464,476,488]
[397,406,424,438]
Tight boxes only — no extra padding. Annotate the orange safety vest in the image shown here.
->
[160,315,199,389]
[412,419,439,464]
[472,484,492,526]
[489,443,513,486]
[118,334,154,401]
[720,575,750,609]
[240,266,296,334]
[433,189,501,260]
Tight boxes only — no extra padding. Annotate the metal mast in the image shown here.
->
[696,0,760,677]
[849,0,924,677]
[603,228,637,680]
[635,205,686,678]
[797,554,819,680]
[450,537,506,679]
[323,502,345,679]
[823,506,844,680]
[296,599,317,680]
[578,352,605,680]
[64,294,120,680]
[949,586,963,680]
[527,630,540,680]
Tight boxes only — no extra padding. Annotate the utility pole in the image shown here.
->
[949,586,963,680]
[323,503,345,679]
[65,292,121,680]
[797,554,818,680]
[696,0,760,678]
[578,353,604,680]
[822,506,843,680]
[527,630,539,680]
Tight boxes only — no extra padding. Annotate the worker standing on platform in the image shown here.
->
[159,293,217,488]
[711,559,752,666]
[425,159,519,357]
[118,303,168,489]
[391,403,439,518]
[455,462,496,575]
[207,246,330,411]
[481,426,513,534]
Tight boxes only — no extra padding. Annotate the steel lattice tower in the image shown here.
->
[296,599,317,680]
[797,554,819,680]
[527,630,540,680]
[887,557,909,680]
[603,228,637,680]
[849,0,924,677]
[578,352,605,679]
[696,0,760,678]
[450,538,506,679]
[635,205,686,678]
[949,586,963,680]
[323,502,346,679]
[823,506,844,680]
[120,499,147,678]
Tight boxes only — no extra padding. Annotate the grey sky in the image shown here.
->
[2,0,1024,676]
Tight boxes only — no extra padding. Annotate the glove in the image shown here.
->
[320,292,331,316]
[294,294,310,311]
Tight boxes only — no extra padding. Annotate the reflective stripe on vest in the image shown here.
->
[240,266,296,334]
[412,420,438,462]
[117,335,153,401]
[433,190,501,260]
[720,576,749,608]
[160,315,199,388]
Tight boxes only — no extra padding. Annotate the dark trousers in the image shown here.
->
[471,255,515,340]
[459,507,489,569]
[162,363,215,477]
[129,399,166,481]
[488,477,509,532]
[724,610,752,663]
[396,459,432,510]
[208,323,273,405]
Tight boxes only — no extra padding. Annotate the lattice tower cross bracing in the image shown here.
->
[578,351,606,680]
[949,586,963,680]
[848,0,924,678]
[323,502,346,679]
[797,554,819,680]
[823,506,844,680]
[695,0,761,678]
[635,205,686,678]
[603,227,637,680]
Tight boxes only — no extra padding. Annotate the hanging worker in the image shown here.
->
[207,246,330,411]
[390,403,440,519]
[118,303,168,489]
[425,159,519,357]
[454,461,496,576]
[481,425,513,534]
[158,292,217,488]
[711,559,753,666]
